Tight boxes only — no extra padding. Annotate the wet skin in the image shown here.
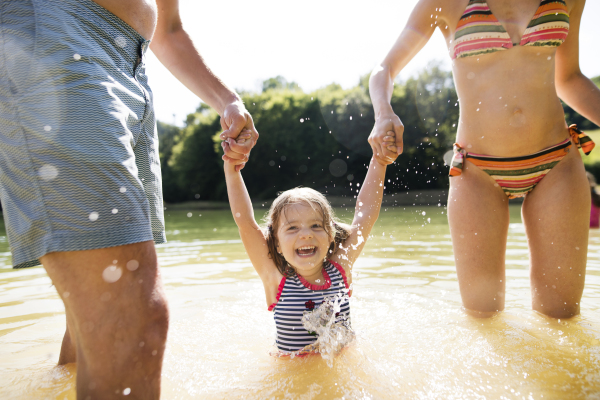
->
[369,0,600,318]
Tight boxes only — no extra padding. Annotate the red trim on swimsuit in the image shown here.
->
[297,267,331,290]
[268,276,286,311]
[329,259,352,297]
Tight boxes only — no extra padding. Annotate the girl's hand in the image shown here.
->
[222,130,253,170]
[368,113,404,165]
[219,102,259,172]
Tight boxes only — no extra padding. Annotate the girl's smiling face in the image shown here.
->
[276,202,332,275]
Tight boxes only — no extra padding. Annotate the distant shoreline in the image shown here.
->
[164,189,524,210]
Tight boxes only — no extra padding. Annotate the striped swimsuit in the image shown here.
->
[448,2,595,198]
[270,260,351,353]
[452,0,570,59]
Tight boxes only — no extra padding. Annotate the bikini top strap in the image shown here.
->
[569,124,595,156]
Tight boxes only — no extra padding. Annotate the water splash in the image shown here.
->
[298,293,355,366]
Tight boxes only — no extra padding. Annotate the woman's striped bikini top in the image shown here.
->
[452,0,569,60]
[270,260,351,352]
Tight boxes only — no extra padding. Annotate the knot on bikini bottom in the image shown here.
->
[569,124,595,155]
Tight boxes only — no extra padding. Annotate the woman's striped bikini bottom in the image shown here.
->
[449,125,595,199]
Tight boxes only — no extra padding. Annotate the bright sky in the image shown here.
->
[146,0,600,125]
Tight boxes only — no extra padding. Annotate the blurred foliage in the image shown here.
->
[157,66,600,202]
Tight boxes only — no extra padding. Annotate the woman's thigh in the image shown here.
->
[448,161,510,315]
[522,147,589,318]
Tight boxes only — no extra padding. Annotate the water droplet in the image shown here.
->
[139,341,145,347]
[187,212,192,217]
[123,388,131,396]
[63,291,70,298]
[269,160,275,166]
[38,165,58,181]
[126,260,139,271]
[358,212,363,217]
[89,212,99,221]
[152,350,158,356]
[329,159,347,177]
[102,266,122,283]
[114,36,127,48]
[300,118,305,123]
[112,208,118,214]
[547,56,552,60]
[44,125,52,132]
[120,187,127,193]
[422,211,426,216]
[235,212,241,218]
[73,53,81,60]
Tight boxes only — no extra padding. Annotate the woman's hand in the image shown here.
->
[368,113,404,165]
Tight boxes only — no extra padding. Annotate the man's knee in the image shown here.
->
[141,291,169,348]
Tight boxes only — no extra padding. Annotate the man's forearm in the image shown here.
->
[150,27,240,116]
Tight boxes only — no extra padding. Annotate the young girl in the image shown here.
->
[221,130,398,355]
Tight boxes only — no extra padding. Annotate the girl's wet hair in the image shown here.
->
[264,187,351,277]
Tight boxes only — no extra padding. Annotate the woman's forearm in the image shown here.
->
[557,72,600,127]
[369,65,396,119]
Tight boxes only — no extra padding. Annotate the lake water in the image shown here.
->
[1,205,600,399]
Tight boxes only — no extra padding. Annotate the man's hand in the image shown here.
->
[219,101,259,172]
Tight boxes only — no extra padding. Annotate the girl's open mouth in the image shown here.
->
[296,246,317,257]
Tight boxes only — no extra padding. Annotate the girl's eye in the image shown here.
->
[312,224,322,229]
[287,226,298,231]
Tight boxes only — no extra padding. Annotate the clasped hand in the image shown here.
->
[368,113,404,165]
[220,101,259,171]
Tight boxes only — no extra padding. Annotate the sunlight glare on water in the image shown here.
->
[0,205,599,399]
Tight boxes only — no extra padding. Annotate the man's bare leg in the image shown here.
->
[42,241,169,400]
[58,314,77,365]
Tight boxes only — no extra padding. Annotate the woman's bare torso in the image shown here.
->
[439,0,575,156]
[91,0,158,40]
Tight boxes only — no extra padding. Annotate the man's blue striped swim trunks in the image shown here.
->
[0,0,166,268]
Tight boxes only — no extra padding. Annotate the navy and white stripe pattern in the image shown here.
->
[0,0,165,268]
[272,261,351,352]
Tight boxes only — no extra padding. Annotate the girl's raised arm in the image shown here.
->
[331,156,388,271]
[223,139,281,287]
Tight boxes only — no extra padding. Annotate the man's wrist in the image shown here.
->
[219,95,244,116]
